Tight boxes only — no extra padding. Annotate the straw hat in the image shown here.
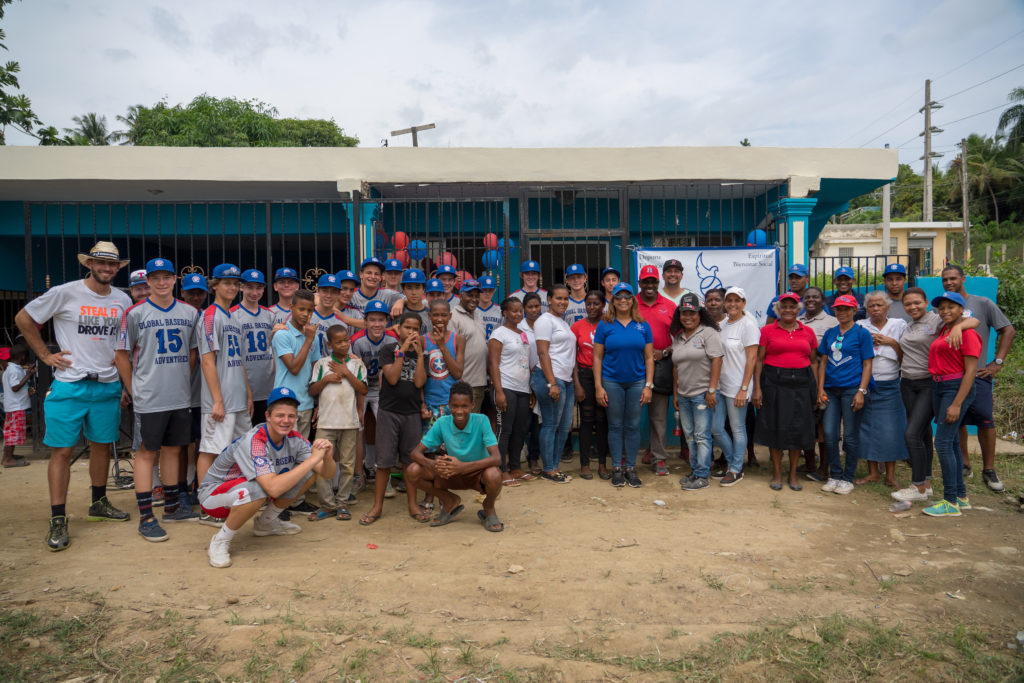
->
[77,241,130,267]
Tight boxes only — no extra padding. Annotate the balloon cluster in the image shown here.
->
[384,230,518,275]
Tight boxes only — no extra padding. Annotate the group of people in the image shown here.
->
[7,240,1014,568]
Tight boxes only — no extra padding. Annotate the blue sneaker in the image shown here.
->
[922,500,961,518]
[956,497,971,510]
[163,502,199,523]
[138,518,169,542]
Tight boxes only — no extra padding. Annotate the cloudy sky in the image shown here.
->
[4,0,1023,168]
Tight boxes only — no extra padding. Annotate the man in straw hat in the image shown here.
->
[15,241,134,551]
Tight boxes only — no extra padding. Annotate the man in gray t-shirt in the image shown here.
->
[941,265,1016,492]
[15,241,133,551]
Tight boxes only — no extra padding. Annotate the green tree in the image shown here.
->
[997,86,1024,151]
[0,0,45,144]
[739,138,751,147]
[965,134,1013,229]
[121,95,358,147]
[65,112,118,145]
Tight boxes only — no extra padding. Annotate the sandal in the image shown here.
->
[308,507,335,522]
[336,507,352,521]
[598,468,612,480]
[477,509,504,532]
[409,510,431,523]
[418,501,435,511]
[358,513,380,526]
[769,481,783,491]
[518,472,537,481]
[541,472,570,483]
[2,457,29,468]
[788,482,803,492]
[502,478,521,487]
[429,503,464,527]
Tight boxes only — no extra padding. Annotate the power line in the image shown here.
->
[937,103,1010,127]
[838,87,922,145]
[933,28,1024,82]
[859,110,920,148]
[938,62,1024,103]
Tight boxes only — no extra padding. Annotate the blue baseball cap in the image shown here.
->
[145,258,174,275]
[435,264,457,277]
[520,260,541,273]
[601,266,621,279]
[182,273,208,291]
[212,263,242,280]
[242,269,266,284]
[364,300,389,317]
[460,279,481,292]
[565,264,586,277]
[267,386,299,406]
[884,263,907,276]
[833,266,855,279]
[788,264,808,277]
[426,278,445,293]
[274,267,298,281]
[612,283,634,297]
[336,269,358,284]
[401,268,426,285]
[317,273,341,289]
[360,256,384,272]
[478,275,497,290]
[931,291,966,308]
[384,258,404,272]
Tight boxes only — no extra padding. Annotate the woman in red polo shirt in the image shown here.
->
[923,292,980,518]
[752,292,820,491]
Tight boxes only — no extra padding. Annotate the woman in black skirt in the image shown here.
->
[752,292,820,491]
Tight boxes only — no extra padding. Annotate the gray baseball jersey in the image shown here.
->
[199,304,249,413]
[232,303,276,402]
[271,303,292,326]
[350,288,401,314]
[475,302,504,339]
[117,298,200,413]
[198,424,311,498]
[350,330,398,398]
[338,304,365,336]
[563,296,587,325]
[312,309,345,359]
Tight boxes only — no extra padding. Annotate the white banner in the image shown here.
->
[634,248,779,324]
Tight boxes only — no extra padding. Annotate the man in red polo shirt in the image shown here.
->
[637,265,677,476]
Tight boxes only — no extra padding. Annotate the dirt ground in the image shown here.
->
[1,441,1023,681]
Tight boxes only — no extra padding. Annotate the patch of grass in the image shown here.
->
[770,582,815,593]
[407,631,440,648]
[290,643,316,676]
[458,641,476,666]
[699,568,724,591]
[651,569,667,584]
[225,610,244,626]
[244,651,279,682]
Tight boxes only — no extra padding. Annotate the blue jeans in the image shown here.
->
[823,386,864,483]
[605,379,645,469]
[712,397,748,473]
[932,378,976,503]
[530,368,575,473]
[679,394,714,477]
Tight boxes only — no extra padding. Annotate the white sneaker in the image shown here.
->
[208,536,232,568]
[821,478,839,493]
[384,480,396,498]
[891,486,932,502]
[253,516,302,536]
[833,480,855,495]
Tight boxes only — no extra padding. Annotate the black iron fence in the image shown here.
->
[809,254,917,292]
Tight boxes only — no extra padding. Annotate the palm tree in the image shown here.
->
[113,104,143,145]
[997,86,1024,151]
[965,134,1012,229]
[64,112,116,145]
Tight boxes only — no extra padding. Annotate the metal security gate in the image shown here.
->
[809,253,917,291]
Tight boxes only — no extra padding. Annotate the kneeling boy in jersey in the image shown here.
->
[199,387,335,568]
[406,381,504,531]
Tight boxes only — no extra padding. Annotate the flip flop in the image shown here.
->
[2,458,29,468]
[502,478,521,487]
[429,503,464,527]
[418,501,435,511]
[336,507,352,521]
[358,513,380,526]
[518,472,537,481]
[409,510,431,523]
[477,509,504,532]
[308,507,335,521]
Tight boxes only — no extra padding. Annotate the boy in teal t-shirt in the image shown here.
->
[408,381,503,531]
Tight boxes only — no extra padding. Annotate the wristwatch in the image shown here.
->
[645,382,654,389]
[740,384,748,392]
[858,387,868,395]
[547,382,555,390]
[707,388,717,395]
[995,358,1004,365]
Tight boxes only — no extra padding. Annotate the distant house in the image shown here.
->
[810,221,964,276]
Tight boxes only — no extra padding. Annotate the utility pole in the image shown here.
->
[882,143,891,264]
[919,79,943,221]
[390,122,436,147]
[960,137,971,261]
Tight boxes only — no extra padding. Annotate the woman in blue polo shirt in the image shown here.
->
[593,284,654,488]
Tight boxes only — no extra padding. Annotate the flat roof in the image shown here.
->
[0,145,897,202]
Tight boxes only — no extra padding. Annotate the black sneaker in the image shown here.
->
[682,476,709,491]
[805,471,828,483]
[289,500,318,513]
[720,471,743,487]
[611,468,626,487]
[394,479,407,493]
[345,494,358,505]
[679,474,695,486]
[710,469,726,479]
[278,509,292,522]
[963,465,973,479]
[138,517,169,543]
[982,469,1005,492]
[624,468,642,488]
[47,515,69,552]
[87,496,130,522]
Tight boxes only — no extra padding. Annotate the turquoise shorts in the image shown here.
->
[43,379,122,448]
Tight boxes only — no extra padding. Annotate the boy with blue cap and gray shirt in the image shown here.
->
[234,269,276,419]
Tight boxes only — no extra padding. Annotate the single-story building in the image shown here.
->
[810,221,963,277]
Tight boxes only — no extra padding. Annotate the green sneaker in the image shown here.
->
[47,515,70,552]
[922,500,962,517]
[87,496,130,522]
[956,496,971,510]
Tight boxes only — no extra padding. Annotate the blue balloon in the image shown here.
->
[482,249,502,270]
[498,237,515,249]
[408,239,427,260]
[746,229,768,247]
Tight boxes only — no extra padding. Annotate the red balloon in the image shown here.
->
[393,231,410,250]
[375,231,389,248]
[421,257,435,275]
[394,249,411,267]
[438,251,458,268]
[482,233,498,249]
[457,270,472,285]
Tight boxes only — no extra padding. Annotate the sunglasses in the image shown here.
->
[613,292,633,300]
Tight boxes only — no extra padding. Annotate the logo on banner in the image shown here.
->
[694,253,723,295]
